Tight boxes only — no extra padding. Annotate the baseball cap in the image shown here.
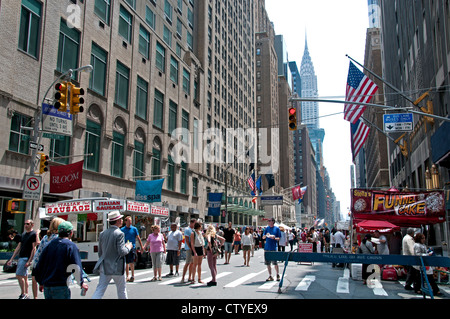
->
[58,221,73,233]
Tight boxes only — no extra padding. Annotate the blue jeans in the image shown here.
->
[44,286,71,299]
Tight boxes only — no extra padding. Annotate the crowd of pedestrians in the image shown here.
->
[6,212,443,299]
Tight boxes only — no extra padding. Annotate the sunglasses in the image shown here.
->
[25,223,32,225]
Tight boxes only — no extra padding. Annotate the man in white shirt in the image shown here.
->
[334,229,346,248]
[402,228,416,291]
[166,223,183,276]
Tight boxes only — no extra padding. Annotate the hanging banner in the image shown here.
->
[49,161,83,194]
[351,188,446,226]
[208,193,222,216]
[135,179,164,203]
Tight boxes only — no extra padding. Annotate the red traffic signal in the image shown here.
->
[54,82,68,112]
[288,107,297,131]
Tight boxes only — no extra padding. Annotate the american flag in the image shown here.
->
[344,62,378,124]
[247,173,255,191]
[351,119,370,161]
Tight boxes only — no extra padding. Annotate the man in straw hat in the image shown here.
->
[92,211,132,299]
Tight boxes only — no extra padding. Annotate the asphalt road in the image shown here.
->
[1,247,449,302]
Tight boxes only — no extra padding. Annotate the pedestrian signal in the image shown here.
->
[288,107,297,131]
[7,199,27,213]
[54,82,68,112]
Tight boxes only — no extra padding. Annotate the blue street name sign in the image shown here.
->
[383,113,414,132]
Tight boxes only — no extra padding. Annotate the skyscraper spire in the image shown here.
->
[300,32,319,129]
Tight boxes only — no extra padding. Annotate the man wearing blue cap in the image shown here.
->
[34,221,88,299]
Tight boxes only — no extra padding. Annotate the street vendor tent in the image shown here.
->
[355,220,400,234]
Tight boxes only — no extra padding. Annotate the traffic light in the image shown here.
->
[38,152,49,174]
[7,199,27,213]
[54,82,69,112]
[288,107,297,131]
[69,83,85,114]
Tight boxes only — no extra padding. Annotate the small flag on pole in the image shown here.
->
[247,173,255,191]
[351,119,370,161]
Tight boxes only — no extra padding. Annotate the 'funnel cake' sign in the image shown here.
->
[351,189,445,226]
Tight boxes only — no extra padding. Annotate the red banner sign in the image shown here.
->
[50,161,83,193]
[351,188,446,226]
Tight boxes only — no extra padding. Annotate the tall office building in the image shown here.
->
[300,37,319,130]
[0,0,260,238]
[368,0,381,28]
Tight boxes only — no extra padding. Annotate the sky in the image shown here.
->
[264,0,370,219]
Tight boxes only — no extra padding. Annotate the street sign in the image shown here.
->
[260,195,283,205]
[43,132,66,140]
[383,113,414,132]
[41,103,73,136]
[29,141,44,152]
[23,175,42,200]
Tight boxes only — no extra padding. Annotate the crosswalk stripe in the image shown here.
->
[258,275,286,290]
[190,272,233,287]
[224,269,266,288]
[295,275,316,291]
[337,268,350,294]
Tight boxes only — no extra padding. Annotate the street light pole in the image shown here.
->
[25,65,92,221]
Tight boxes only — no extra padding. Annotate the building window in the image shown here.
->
[192,177,198,197]
[50,135,71,165]
[155,41,165,72]
[167,155,175,191]
[153,89,164,129]
[84,120,101,172]
[145,6,155,29]
[168,100,178,135]
[176,18,183,38]
[57,19,80,79]
[152,147,161,179]
[133,140,145,180]
[94,0,110,24]
[182,68,190,95]
[115,61,130,109]
[139,25,150,59]
[170,55,179,84]
[163,25,172,47]
[187,31,193,51]
[164,0,173,22]
[181,109,189,143]
[124,0,135,9]
[118,5,132,43]
[9,113,31,154]
[111,131,124,178]
[18,0,42,58]
[89,42,107,96]
[180,162,187,194]
[136,76,148,119]
[187,7,194,29]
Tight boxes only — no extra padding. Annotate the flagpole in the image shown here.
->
[291,97,450,123]
[345,55,420,108]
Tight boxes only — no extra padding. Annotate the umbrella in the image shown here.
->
[355,220,400,234]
